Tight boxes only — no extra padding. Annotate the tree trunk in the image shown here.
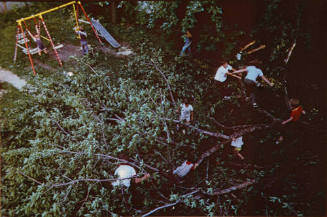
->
[1,2,7,13]
[111,1,116,24]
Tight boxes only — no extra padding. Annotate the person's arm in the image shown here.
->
[27,30,35,41]
[232,68,247,74]
[261,75,273,87]
[282,116,293,125]
[226,72,241,80]
[134,173,150,184]
[76,30,87,37]
[236,151,245,160]
[35,25,40,37]
[193,163,199,169]
[191,111,194,122]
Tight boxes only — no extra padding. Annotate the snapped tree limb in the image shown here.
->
[204,179,255,196]
[150,59,176,106]
[164,118,230,140]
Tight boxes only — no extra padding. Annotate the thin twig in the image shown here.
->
[18,171,43,185]
[284,41,296,64]
[53,120,70,136]
[56,148,159,172]
[142,201,180,217]
[142,189,200,217]
[155,151,169,164]
[51,176,141,188]
[150,59,176,106]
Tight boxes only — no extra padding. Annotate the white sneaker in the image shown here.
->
[252,103,258,108]
[223,96,231,100]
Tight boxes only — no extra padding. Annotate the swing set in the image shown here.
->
[14,1,103,75]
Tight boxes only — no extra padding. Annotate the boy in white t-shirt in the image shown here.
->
[176,98,193,134]
[214,61,234,83]
[178,98,194,124]
[214,61,240,99]
[112,165,150,188]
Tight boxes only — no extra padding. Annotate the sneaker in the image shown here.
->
[223,96,231,100]
[275,136,283,144]
[252,103,258,108]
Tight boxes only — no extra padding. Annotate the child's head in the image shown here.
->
[249,59,262,67]
[221,60,228,67]
[118,153,129,161]
[186,31,192,38]
[80,26,84,31]
[183,98,189,105]
[289,98,300,108]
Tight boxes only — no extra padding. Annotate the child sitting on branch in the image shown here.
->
[231,136,245,160]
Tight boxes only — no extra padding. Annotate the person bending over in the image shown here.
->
[233,60,273,107]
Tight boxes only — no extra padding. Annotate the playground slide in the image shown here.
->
[91,18,120,48]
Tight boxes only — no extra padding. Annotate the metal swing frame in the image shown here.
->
[14,1,102,75]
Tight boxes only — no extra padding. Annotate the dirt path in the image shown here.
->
[0,68,26,90]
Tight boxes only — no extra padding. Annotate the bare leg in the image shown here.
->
[234,149,244,160]
[276,135,284,144]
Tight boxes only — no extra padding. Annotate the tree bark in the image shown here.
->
[1,2,7,13]
[111,1,116,24]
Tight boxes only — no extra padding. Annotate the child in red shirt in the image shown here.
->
[281,98,306,124]
[276,98,306,143]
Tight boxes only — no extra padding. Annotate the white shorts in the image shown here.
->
[180,115,191,122]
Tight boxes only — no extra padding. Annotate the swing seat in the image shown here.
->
[18,43,63,55]
[17,38,30,44]
[22,47,40,55]
[16,44,37,55]
[54,44,64,50]
[16,32,27,40]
